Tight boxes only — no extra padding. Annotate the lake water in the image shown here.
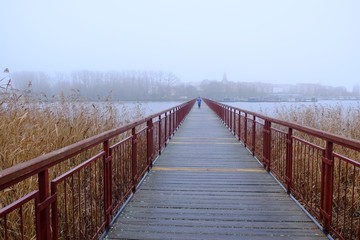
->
[115,100,359,120]
[120,101,186,116]
[221,100,360,117]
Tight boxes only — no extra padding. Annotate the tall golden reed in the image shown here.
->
[273,102,360,140]
[0,90,143,239]
[273,101,360,239]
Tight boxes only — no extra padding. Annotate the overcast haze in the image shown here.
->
[1,0,359,89]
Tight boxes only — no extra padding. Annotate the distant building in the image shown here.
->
[272,84,292,93]
[222,72,228,82]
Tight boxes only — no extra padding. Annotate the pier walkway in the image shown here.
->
[105,103,327,240]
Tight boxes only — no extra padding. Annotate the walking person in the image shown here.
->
[197,97,202,108]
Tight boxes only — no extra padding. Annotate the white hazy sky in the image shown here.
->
[1,0,359,89]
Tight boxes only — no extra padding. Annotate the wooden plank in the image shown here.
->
[105,103,327,240]
[118,211,314,222]
[107,231,325,240]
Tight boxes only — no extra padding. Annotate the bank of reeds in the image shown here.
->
[273,102,360,140]
[0,90,143,239]
[273,102,360,239]
[0,91,144,170]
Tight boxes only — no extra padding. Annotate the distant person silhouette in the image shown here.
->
[197,97,202,108]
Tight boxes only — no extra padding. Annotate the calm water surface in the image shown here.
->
[119,101,186,117]
[222,100,360,117]
[118,100,359,119]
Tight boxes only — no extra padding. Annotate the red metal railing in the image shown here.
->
[204,98,360,240]
[0,99,195,240]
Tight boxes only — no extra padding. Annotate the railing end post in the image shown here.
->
[37,169,51,240]
[320,141,334,234]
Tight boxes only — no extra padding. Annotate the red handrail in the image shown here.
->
[204,98,360,240]
[0,99,195,240]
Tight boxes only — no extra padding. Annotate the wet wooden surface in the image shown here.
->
[105,103,327,240]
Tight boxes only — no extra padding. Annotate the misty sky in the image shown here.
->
[1,0,359,89]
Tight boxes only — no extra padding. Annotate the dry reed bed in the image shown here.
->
[0,91,143,239]
[273,102,360,239]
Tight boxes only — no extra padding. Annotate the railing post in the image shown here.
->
[285,128,293,193]
[147,119,154,168]
[174,108,177,130]
[37,170,51,240]
[103,140,112,228]
[238,111,241,141]
[252,115,256,154]
[179,108,182,125]
[228,108,230,129]
[172,110,174,136]
[320,141,334,233]
[233,110,236,136]
[262,120,271,171]
[158,115,162,154]
[169,110,172,139]
[218,104,221,119]
[164,112,168,146]
[173,108,177,130]
[244,113,248,147]
[176,107,179,128]
[131,127,138,192]
[178,107,181,127]
[230,108,233,132]
[223,106,226,124]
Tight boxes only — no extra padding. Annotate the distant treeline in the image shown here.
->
[10,70,197,101]
[7,70,360,101]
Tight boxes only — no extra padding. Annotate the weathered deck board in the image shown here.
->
[105,104,327,240]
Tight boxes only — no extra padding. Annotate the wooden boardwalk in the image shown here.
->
[105,103,327,240]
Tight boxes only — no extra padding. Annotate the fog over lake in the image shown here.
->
[120,101,186,117]
[119,100,360,119]
[223,100,360,116]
